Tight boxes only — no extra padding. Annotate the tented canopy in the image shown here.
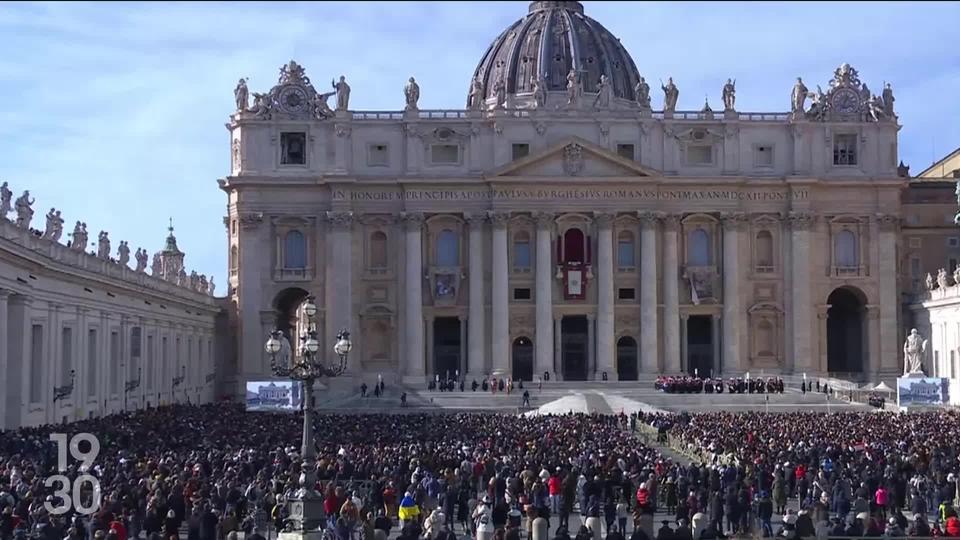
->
[872,381,895,393]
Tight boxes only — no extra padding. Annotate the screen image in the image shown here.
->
[245,380,301,412]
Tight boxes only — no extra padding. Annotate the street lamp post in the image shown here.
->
[124,368,142,410]
[264,295,351,533]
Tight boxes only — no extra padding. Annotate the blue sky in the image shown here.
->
[1,1,958,291]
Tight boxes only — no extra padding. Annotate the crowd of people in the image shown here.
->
[654,376,785,395]
[2,402,960,540]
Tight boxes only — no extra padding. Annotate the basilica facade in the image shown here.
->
[223,1,905,390]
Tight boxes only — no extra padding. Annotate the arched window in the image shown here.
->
[563,228,585,263]
[755,230,773,269]
[369,231,388,268]
[284,231,307,269]
[757,320,774,356]
[513,231,531,269]
[437,229,459,266]
[617,231,635,267]
[687,228,711,266]
[834,230,858,268]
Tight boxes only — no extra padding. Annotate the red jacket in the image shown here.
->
[945,516,960,537]
[548,476,561,496]
[109,520,127,540]
[636,487,649,507]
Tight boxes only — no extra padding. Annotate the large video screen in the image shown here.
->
[245,380,301,412]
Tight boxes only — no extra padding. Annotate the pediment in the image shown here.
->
[490,137,661,178]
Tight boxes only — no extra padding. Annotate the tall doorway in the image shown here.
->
[433,317,461,379]
[561,316,589,381]
[826,287,866,374]
[512,337,534,381]
[617,337,638,381]
[686,315,713,377]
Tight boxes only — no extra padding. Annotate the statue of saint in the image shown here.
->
[593,74,611,108]
[634,77,651,110]
[925,272,934,291]
[234,78,249,112]
[312,91,336,119]
[199,274,208,294]
[566,69,581,106]
[208,276,216,296]
[332,76,350,111]
[151,253,163,276]
[468,77,484,110]
[249,92,272,118]
[14,190,34,229]
[177,267,188,286]
[42,208,58,240]
[404,77,420,111]
[902,328,928,375]
[859,83,871,104]
[97,231,111,259]
[117,241,130,267]
[661,77,679,113]
[531,75,546,109]
[189,271,199,290]
[937,268,950,289]
[492,77,506,108]
[135,248,148,273]
[0,181,11,219]
[722,78,736,111]
[791,77,809,114]
[882,83,895,117]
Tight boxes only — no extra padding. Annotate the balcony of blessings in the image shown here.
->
[333,187,810,203]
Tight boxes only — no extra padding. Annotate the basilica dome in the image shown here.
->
[468,1,642,106]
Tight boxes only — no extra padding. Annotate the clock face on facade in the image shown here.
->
[831,88,860,115]
[278,85,308,114]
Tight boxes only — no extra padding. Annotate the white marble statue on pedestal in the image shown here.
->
[14,191,34,229]
[903,328,928,376]
[0,182,12,220]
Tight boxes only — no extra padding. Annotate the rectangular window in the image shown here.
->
[511,143,530,160]
[833,134,858,166]
[110,331,120,394]
[30,324,43,403]
[430,144,460,165]
[754,145,774,167]
[130,326,141,375]
[948,237,959,248]
[514,240,531,270]
[61,327,73,385]
[686,144,712,165]
[616,144,635,161]
[513,288,531,301]
[618,288,636,300]
[162,336,168,384]
[147,335,154,390]
[280,132,307,165]
[910,257,921,278]
[908,237,921,249]
[367,143,389,166]
[87,329,97,397]
[618,239,636,268]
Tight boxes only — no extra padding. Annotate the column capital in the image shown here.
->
[239,212,264,230]
[532,211,555,228]
[680,313,690,321]
[586,314,596,322]
[325,211,354,229]
[487,211,511,228]
[593,212,615,228]
[874,213,900,231]
[399,211,424,228]
[662,214,681,231]
[637,211,661,227]
[465,212,487,227]
[720,212,749,230]
[787,211,818,231]
[0,289,11,300]
[711,313,722,321]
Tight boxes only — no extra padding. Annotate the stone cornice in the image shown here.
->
[0,220,220,314]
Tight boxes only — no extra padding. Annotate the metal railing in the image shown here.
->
[347,108,793,122]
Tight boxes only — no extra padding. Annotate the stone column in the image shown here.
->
[458,315,468,377]
[721,212,747,374]
[534,212,555,380]
[596,213,616,380]
[401,212,425,378]
[236,212,267,386]
[466,213,486,376]
[489,211,511,374]
[639,212,660,374]
[712,314,722,377]
[680,313,689,374]
[662,214,681,374]
[788,212,816,375]
[425,316,434,378]
[0,291,8,425]
[554,316,562,380]
[587,314,596,379]
[325,211,353,368]
[876,214,900,377]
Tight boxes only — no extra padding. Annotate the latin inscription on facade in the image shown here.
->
[333,188,810,203]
